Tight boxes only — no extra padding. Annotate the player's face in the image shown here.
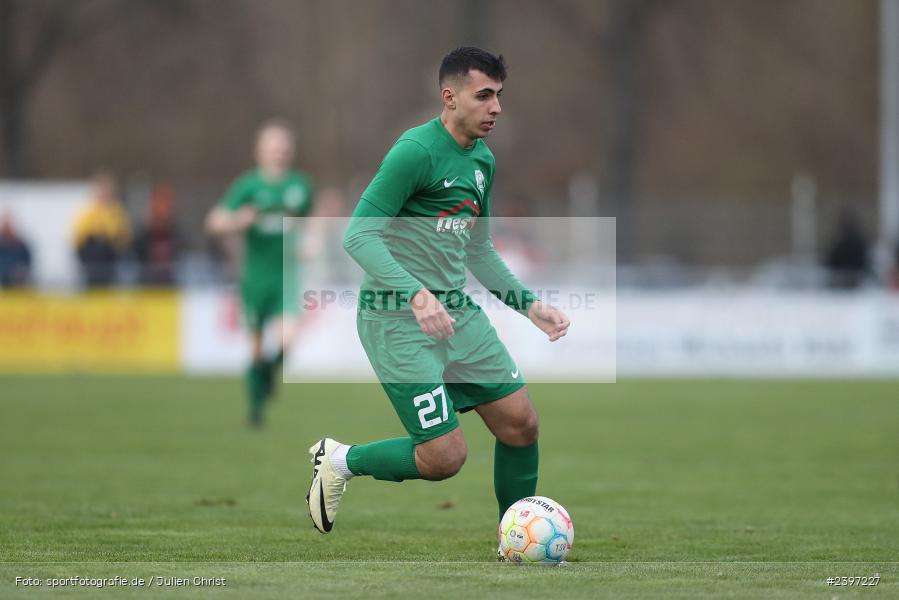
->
[256,127,295,172]
[453,69,503,141]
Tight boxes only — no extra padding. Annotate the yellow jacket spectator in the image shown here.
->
[72,172,132,287]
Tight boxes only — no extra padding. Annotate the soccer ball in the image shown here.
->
[498,496,574,564]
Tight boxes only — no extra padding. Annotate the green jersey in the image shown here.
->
[221,169,315,287]
[344,118,533,318]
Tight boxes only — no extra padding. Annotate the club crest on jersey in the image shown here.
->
[435,198,480,234]
[474,169,486,198]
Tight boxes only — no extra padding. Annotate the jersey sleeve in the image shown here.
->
[343,140,431,298]
[466,169,536,317]
[221,175,250,211]
[359,140,431,214]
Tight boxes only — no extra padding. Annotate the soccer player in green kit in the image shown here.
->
[306,48,570,549]
[206,119,315,427]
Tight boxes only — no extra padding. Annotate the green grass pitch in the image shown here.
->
[1,376,897,598]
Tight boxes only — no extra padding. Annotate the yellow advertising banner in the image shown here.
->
[0,291,179,372]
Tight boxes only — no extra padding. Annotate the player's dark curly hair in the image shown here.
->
[438,47,507,86]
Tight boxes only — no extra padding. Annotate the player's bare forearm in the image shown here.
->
[527,300,570,342]
[205,206,255,236]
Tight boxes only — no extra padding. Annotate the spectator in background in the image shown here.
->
[0,211,32,288]
[71,171,132,288]
[823,209,870,290]
[134,183,181,286]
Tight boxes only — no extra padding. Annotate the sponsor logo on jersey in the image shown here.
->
[435,198,480,234]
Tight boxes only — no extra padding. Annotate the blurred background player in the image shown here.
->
[205,119,315,427]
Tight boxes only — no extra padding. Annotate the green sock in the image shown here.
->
[267,349,284,371]
[246,360,266,422]
[346,438,422,482]
[261,350,284,399]
[494,440,539,519]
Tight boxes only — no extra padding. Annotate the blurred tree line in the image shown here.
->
[0,0,879,264]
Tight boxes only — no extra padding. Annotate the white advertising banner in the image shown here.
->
[180,289,899,378]
[179,286,615,381]
[615,292,899,377]
[180,288,250,373]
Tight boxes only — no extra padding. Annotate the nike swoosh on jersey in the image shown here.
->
[511,367,520,379]
[443,177,459,188]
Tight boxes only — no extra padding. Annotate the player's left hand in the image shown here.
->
[527,301,570,342]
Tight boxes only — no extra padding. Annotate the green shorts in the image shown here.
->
[357,306,525,444]
[241,277,298,333]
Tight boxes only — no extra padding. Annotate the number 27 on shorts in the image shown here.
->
[414,385,448,429]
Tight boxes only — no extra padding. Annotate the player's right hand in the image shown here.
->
[410,288,456,339]
[234,206,257,230]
